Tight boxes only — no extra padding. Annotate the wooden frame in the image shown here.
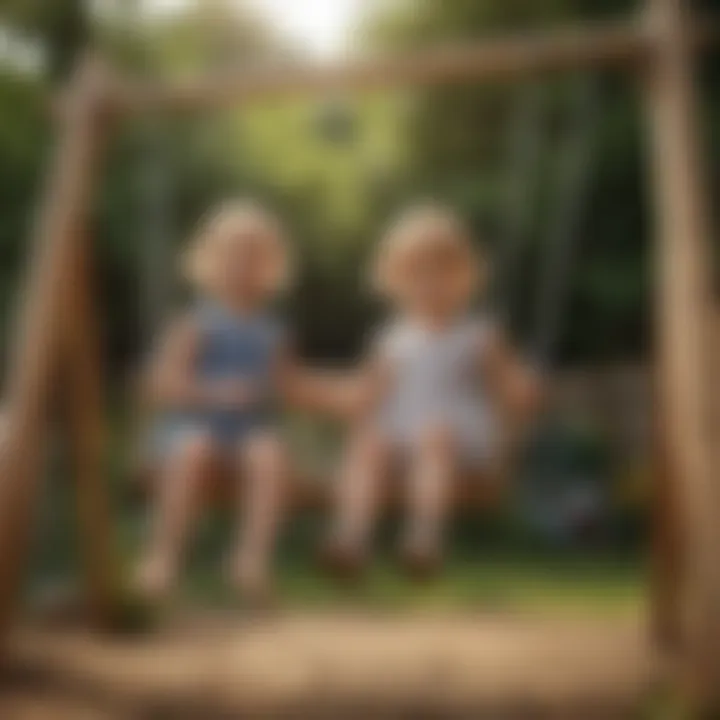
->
[0,0,717,706]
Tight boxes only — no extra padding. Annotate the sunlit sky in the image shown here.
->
[146,0,366,58]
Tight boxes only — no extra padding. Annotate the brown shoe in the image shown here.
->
[318,538,367,582]
[133,555,176,604]
[398,543,442,582]
[227,554,276,612]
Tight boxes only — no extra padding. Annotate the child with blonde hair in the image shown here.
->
[136,199,292,603]
[323,203,541,577]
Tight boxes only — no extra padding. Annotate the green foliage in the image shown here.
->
[0,69,49,353]
[0,0,717,369]
[365,0,655,363]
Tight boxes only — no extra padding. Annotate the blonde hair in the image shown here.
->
[182,199,291,294]
[372,203,485,301]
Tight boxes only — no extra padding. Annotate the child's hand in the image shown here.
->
[483,329,545,424]
[208,378,260,409]
[511,366,545,418]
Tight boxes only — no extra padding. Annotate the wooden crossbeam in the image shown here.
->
[108,18,717,115]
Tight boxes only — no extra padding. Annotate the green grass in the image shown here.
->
[33,507,646,618]
[172,511,646,615]
[31,464,646,618]
[180,554,644,615]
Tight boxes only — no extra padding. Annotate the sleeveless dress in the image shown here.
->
[151,301,285,460]
[374,316,497,468]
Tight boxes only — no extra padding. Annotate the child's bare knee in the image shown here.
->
[242,433,287,477]
[352,427,389,466]
[177,433,216,469]
[417,424,455,458]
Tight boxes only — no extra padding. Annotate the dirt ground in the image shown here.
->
[0,610,652,718]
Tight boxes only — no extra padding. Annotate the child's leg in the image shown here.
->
[136,433,216,598]
[401,425,456,564]
[229,432,287,597]
[326,428,390,557]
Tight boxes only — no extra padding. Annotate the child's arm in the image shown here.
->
[277,349,391,422]
[481,326,543,425]
[143,315,254,411]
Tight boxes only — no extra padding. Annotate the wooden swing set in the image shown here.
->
[0,0,719,710]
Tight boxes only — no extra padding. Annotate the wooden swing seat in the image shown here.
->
[133,460,507,512]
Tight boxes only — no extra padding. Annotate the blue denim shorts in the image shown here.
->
[149,409,275,463]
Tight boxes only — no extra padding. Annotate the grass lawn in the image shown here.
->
[175,513,646,615]
[179,554,644,615]
[32,466,647,619]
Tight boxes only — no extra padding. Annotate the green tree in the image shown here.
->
[366,0,653,364]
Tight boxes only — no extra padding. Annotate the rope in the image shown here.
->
[493,83,548,324]
[531,76,601,369]
[137,121,176,346]
[126,0,176,346]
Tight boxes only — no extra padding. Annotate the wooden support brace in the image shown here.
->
[0,56,112,642]
[59,230,121,629]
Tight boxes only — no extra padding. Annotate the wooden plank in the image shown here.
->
[643,0,720,703]
[133,466,506,513]
[116,21,644,114]
[109,18,719,115]
[8,614,650,716]
[0,56,109,643]
[59,231,120,628]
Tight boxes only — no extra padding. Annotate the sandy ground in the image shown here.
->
[0,610,652,718]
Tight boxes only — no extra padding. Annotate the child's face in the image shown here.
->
[209,227,279,308]
[392,240,476,321]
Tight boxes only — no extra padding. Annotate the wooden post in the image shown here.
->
[644,0,720,702]
[59,229,120,628]
[0,56,111,641]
